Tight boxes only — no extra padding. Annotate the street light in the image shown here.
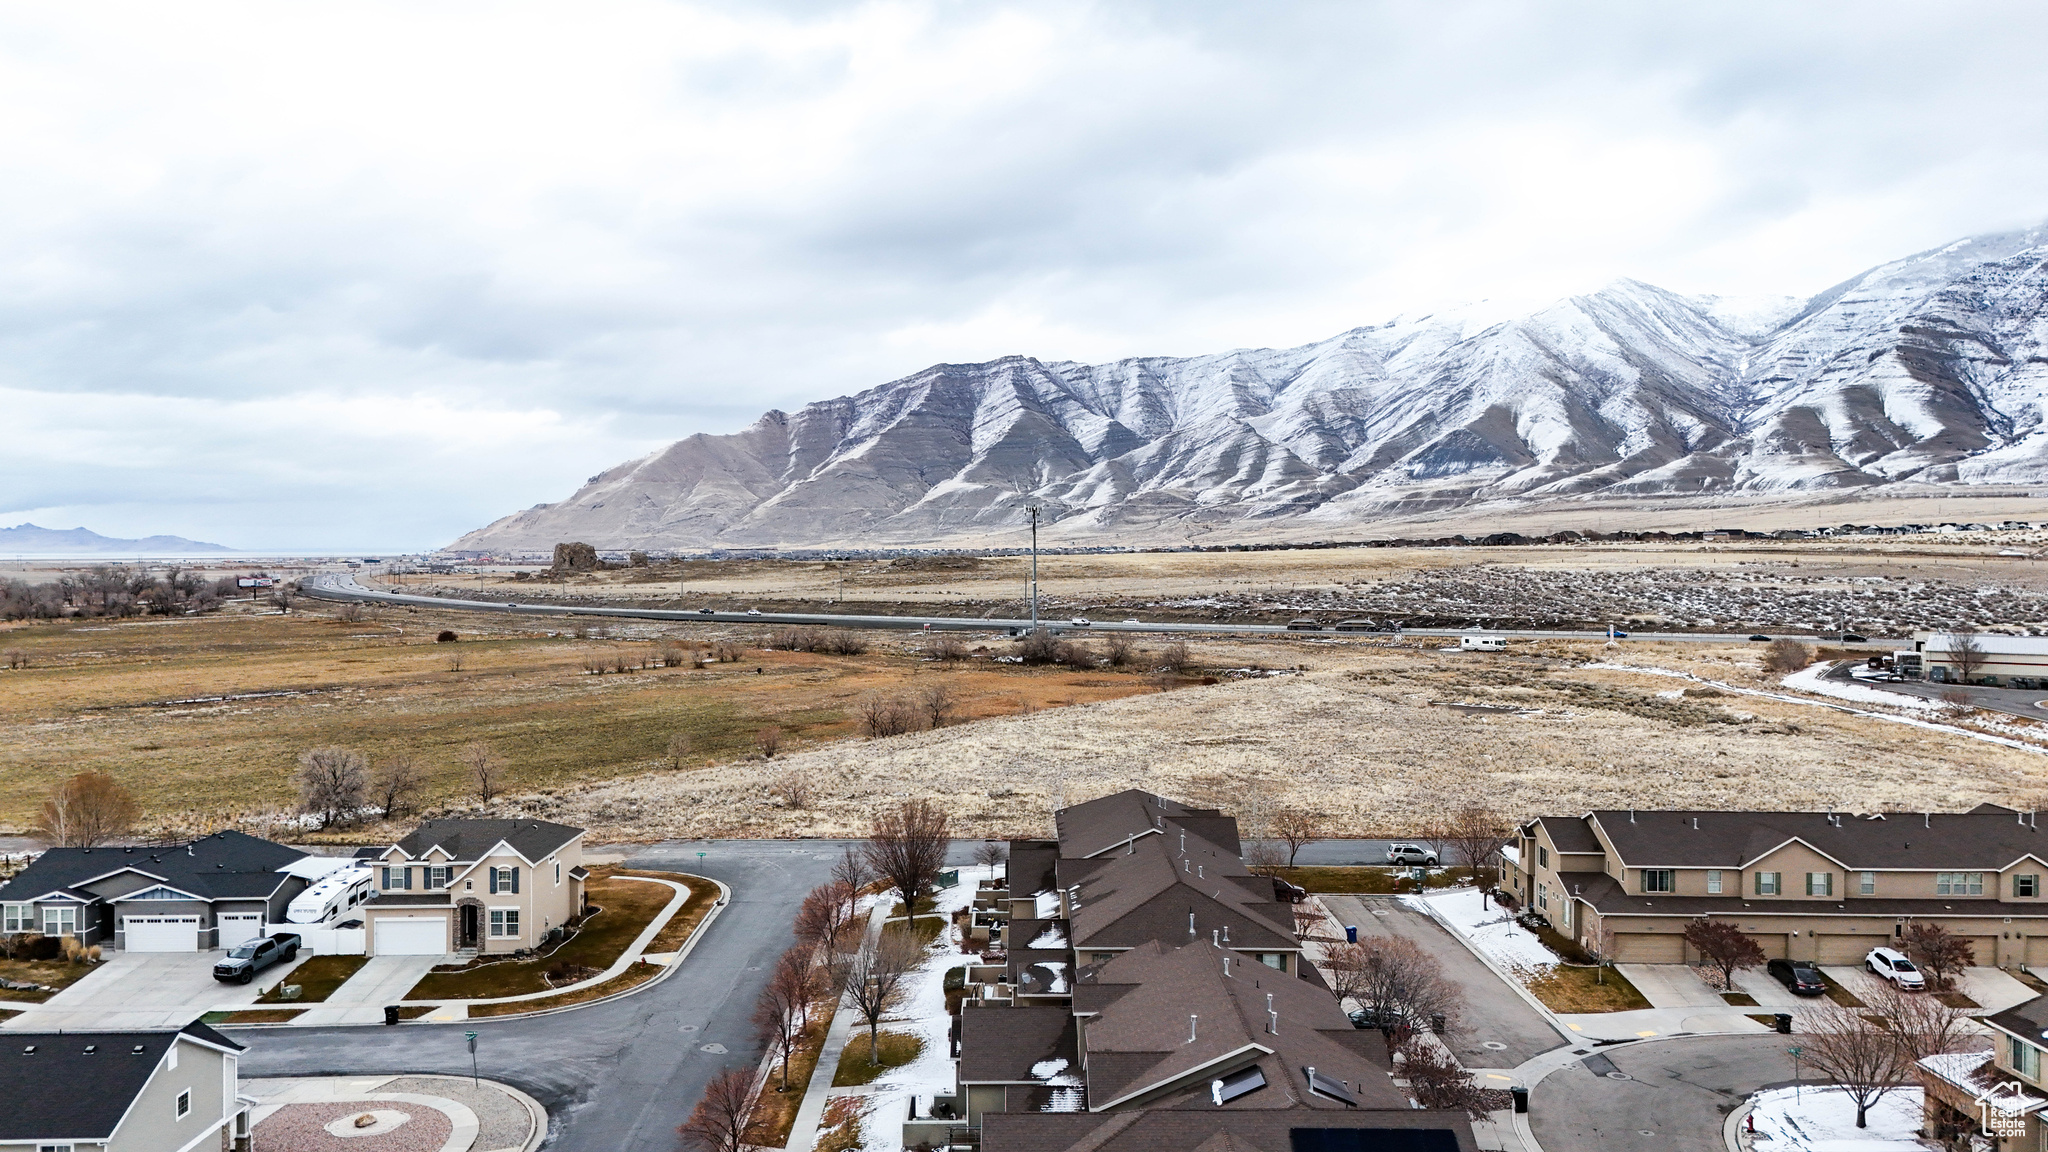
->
[1026,505,1041,633]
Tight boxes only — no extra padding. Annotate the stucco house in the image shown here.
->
[0,1019,253,1152]
[0,831,322,953]
[359,818,587,956]
[1505,804,2048,965]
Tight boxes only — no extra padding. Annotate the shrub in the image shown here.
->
[1157,640,1191,674]
[1102,633,1135,666]
[822,630,869,656]
[436,630,458,643]
[860,696,920,738]
[1761,639,1812,672]
[1017,630,1063,664]
[771,626,824,652]
[712,640,745,662]
[928,634,969,661]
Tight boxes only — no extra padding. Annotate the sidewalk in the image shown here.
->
[783,898,893,1152]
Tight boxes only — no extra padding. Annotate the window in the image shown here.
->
[490,909,520,938]
[42,907,76,937]
[1538,846,1549,868]
[2,904,32,933]
[1755,872,1781,896]
[1560,899,1572,928]
[176,1089,191,1119]
[556,862,562,885]
[1642,870,1674,893]
[1860,871,1876,896]
[2018,875,2041,898]
[428,866,449,890]
[1937,872,1986,896]
[2013,1035,2042,1080]
[1706,870,1722,894]
[381,866,411,891]
[488,866,521,895]
[38,1144,75,1152]
[1092,952,1114,964]
[1807,872,1833,897]
[1537,882,1548,910]
[1258,953,1285,970]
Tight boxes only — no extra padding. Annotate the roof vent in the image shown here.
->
[1188,1014,1198,1043]
[83,1044,96,1054]
[132,1045,145,1054]
[22,1045,35,1054]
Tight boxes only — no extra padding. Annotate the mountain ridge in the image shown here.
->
[453,224,2048,552]
[0,523,233,555]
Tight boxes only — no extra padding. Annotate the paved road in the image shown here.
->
[1843,666,2048,721]
[1319,894,1562,1068]
[302,573,1903,646]
[1531,1035,1799,1152]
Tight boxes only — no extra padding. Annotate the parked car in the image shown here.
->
[1348,1004,1408,1030]
[1385,843,1439,866]
[1866,947,1925,990]
[1749,634,1771,642]
[1271,877,1308,904]
[1766,958,1827,996]
[213,932,301,984]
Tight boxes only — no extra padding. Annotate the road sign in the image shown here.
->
[466,1031,480,1086]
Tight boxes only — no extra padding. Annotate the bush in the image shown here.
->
[712,640,745,662]
[861,697,920,738]
[928,634,968,661]
[822,630,869,656]
[1761,639,1812,672]
[436,630,458,643]
[1102,633,1135,666]
[1157,640,1191,674]
[771,627,825,652]
[1017,630,1064,664]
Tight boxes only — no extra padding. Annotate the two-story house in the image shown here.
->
[0,1020,254,1152]
[1503,805,2048,966]
[1919,992,2048,1145]
[360,818,587,956]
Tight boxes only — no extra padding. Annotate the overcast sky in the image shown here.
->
[4,1,2047,552]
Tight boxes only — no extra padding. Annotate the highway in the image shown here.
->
[301,573,1901,646]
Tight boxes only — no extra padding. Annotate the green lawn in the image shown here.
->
[258,955,368,1004]
[406,870,676,1000]
[833,1031,923,1086]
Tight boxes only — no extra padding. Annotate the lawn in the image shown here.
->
[464,872,719,1017]
[1524,964,1651,1013]
[1821,974,1866,1008]
[882,915,946,950]
[833,1030,923,1087]
[1723,992,1760,1006]
[745,1000,838,1148]
[257,955,367,1003]
[406,870,676,1000]
[0,957,101,1002]
[205,1008,306,1024]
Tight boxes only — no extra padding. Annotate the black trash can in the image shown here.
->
[1345,925,1358,943]
[383,1005,400,1026]
[1510,1086,1529,1114]
[1429,1012,1446,1035]
[1774,1012,1792,1035]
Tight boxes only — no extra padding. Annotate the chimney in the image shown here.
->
[1629,809,1636,823]
[1188,1014,1198,1043]
[1180,829,1186,852]
[1925,812,1931,828]
[1692,818,1698,830]
[1198,865,1205,879]
[1222,925,1230,943]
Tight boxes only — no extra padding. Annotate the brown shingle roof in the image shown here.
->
[1585,809,2048,870]
[1064,835,1294,951]
[981,1110,1475,1152]
[959,1007,1078,1083]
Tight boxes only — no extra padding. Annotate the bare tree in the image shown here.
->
[1444,806,1514,888]
[795,880,858,959]
[859,696,918,738]
[1272,808,1324,868]
[336,602,364,623]
[1587,923,1620,985]
[972,840,1007,881]
[676,1066,754,1152]
[1681,919,1766,990]
[1102,632,1135,667]
[865,799,952,913]
[1798,1004,1915,1128]
[1866,980,1973,1064]
[776,941,826,1028]
[1242,837,1287,878]
[754,945,821,1090]
[918,682,956,729]
[370,754,425,820]
[928,633,968,661]
[1762,638,1814,672]
[1902,922,1975,992]
[831,845,875,899]
[1401,1039,1505,1116]
[772,768,810,808]
[1949,630,1987,684]
[1157,640,1191,674]
[666,732,692,770]
[460,741,503,805]
[294,747,368,829]
[1417,815,1453,871]
[1319,939,1376,1008]
[34,770,140,847]
[756,726,784,759]
[838,927,922,1062]
[1327,934,1462,1032]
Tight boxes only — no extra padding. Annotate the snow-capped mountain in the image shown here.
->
[453,224,2048,551]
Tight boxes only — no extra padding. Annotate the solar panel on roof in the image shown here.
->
[1212,1065,1266,1104]
[1303,1067,1357,1106]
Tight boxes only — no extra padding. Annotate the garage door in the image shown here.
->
[1747,934,1789,960]
[1614,933,1684,963]
[125,915,200,952]
[1956,936,1998,967]
[375,917,446,956]
[1814,934,1876,965]
[2025,937,2048,968]
[218,913,264,949]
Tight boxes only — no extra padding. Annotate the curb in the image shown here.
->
[1397,892,1579,1044]
[394,1073,551,1152]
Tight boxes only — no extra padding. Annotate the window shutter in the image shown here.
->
[381,867,391,889]
[488,869,498,895]
[511,867,520,894]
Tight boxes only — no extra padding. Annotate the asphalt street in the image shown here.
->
[1531,1035,1802,1152]
[302,572,1901,646]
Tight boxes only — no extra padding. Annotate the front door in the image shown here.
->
[460,903,479,948]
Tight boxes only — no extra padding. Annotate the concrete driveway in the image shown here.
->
[1820,963,2036,1013]
[294,956,451,1026]
[4,950,308,1031]
[1319,893,1564,1068]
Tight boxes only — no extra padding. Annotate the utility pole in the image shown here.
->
[1027,505,1041,633]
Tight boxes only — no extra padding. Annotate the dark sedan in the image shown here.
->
[1767,958,1827,997]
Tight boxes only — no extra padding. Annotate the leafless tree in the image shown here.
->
[1417,815,1453,871]
[1682,919,1765,990]
[1866,980,1973,1064]
[864,799,952,913]
[1242,838,1287,877]
[1902,922,1975,992]
[1326,934,1461,1032]
[676,1066,754,1152]
[371,754,425,820]
[1272,808,1324,868]
[918,682,956,729]
[973,840,1007,880]
[838,927,922,1062]
[711,639,745,662]
[294,747,368,829]
[821,630,868,656]
[1950,630,1987,684]
[778,941,827,1028]
[928,633,968,661]
[1587,923,1620,985]
[754,945,822,1090]
[831,845,874,898]
[1799,1004,1915,1128]
[666,732,692,769]
[756,726,784,759]
[795,880,858,959]
[1102,632,1135,666]
[337,602,364,623]
[1157,640,1191,674]
[1762,638,1814,672]
[772,767,809,807]
[659,642,688,668]
[1319,939,1375,1008]
[1016,630,1064,664]
[1444,806,1514,888]
[859,696,919,738]
[461,741,503,805]
[1401,1039,1506,1116]
[35,770,140,847]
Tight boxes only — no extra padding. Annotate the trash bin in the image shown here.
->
[383,1005,400,1026]
[1774,1012,1792,1035]
[1510,1086,1529,1114]
[1430,1012,1446,1035]
[1345,925,1358,943]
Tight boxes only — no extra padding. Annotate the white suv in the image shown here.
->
[1386,843,1439,867]
[1866,947,1925,990]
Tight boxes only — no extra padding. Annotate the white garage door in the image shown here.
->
[375,918,446,956]
[218,913,264,949]
[125,915,200,952]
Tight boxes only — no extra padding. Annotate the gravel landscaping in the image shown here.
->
[381,1077,534,1150]
[252,1101,452,1152]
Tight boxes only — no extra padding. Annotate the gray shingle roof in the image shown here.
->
[958,1006,1077,1083]
[981,1102,1474,1151]
[0,1021,243,1141]
[1570,869,2047,921]
[391,818,583,863]
[1065,835,1295,951]
[1585,809,2048,870]
[1536,817,1603,854]
[0,831,305,906]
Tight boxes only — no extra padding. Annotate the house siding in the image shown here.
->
[108,1040,233,1152]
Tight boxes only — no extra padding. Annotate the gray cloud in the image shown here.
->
[2,0,2046,549]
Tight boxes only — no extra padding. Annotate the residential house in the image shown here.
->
[0,831,323,953]
[1504,805,2048,965]
[1918,993,2048,1145]
[0,1019,253,1152]
[359,818,586,956]
[942,790,1475,1152]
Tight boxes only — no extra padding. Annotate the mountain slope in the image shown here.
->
[453,225,2048,552]
[0,523,232,554]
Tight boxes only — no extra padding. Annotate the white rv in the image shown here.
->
[284,861,375,925]
[1459,635,1506,652]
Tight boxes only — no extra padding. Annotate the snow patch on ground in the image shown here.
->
[858,866,992,1152]
[1406,887,1556,977]
[1746,1084,1926,1151]
[1781,665,1937,710]
[1034,890,1061,918]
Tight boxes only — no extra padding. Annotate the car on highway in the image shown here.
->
[1841,632,1867,643]
[1287,618,1323,631]
[1385,843,1439,866]
[1749,634,1771,642]
[1122,618,1140,624]
[1866,946,1925,990]
[1609,629,1629,638]
[1070,617,1091,626]
[747,608,762,615]
[697,608,714,614]
[213,932,300,984]
[1766,958,1827,996]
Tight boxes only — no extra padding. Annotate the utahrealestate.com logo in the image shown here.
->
[1975,1081,2033,1138]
